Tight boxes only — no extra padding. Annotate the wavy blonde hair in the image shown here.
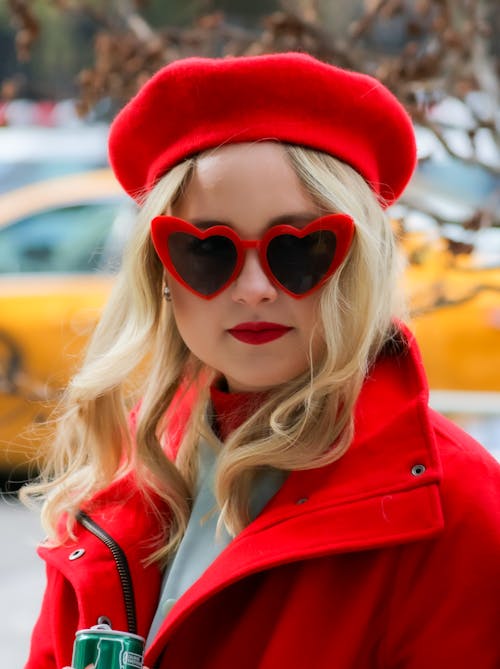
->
[21,144,405,563]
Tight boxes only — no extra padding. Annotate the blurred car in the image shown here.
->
[0,169,135,474]
[0,124,110,193]
[0,166,499,473]
[401,222,500,397]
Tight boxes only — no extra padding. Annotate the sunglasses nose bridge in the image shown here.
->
[231,237,278,298]
[236,238,266,276]
[239,239,260,250]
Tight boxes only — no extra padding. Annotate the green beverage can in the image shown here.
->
[72,624,145,669]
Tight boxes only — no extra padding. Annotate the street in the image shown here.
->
[0,494,45,668]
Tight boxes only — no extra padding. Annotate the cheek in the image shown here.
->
[169,282,221,354]
[171,289,205,330]
[295,292,322,332]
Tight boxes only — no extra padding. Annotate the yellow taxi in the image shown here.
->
[0,170,134,473]
[402,226,500,398]
[0,168,499,472]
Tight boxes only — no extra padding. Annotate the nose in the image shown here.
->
[230,249,278,305]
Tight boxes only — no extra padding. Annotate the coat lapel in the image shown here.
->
[147,332,445,660]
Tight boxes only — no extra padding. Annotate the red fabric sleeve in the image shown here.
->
[24,564,59,669]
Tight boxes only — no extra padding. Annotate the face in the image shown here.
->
[167,142,326,392]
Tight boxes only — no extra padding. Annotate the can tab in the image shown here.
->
[97,616,112,628]
[91,623,113,631]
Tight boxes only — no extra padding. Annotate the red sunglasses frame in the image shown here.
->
[150,213,355,299]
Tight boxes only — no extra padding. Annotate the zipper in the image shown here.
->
[76,510,138,634]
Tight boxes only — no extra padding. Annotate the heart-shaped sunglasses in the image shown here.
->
[150,213,355,299]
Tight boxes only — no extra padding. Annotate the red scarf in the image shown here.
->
[209,384,268,441]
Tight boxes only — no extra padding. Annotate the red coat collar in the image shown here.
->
[147,329,444,660]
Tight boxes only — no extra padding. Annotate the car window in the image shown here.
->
[0,202,122,274]
[0,160,106,194]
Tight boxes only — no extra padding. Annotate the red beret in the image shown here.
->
[108,52,416,206]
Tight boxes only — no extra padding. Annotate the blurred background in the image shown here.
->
[0,0,498,665]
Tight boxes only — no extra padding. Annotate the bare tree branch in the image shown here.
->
[418,116,500,176]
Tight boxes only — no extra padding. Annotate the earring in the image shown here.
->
[163,285,172,302]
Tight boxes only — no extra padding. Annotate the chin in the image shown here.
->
[225,367,307,394]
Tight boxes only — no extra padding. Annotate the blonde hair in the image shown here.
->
[21,145,405,563]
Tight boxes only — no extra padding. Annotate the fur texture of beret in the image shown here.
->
[108,52,417,206]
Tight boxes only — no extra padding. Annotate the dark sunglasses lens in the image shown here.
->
[267,230,337,294]
[168,233,237,296]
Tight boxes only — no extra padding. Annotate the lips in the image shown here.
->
[227,322,293,345]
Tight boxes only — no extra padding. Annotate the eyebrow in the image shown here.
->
[190,212,319,231]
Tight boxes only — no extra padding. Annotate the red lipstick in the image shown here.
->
[227,322,293,345]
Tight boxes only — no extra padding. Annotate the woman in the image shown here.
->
[24,53,499,669]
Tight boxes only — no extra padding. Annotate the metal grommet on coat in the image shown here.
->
[296,497,309,505]
[68,548,86,561]
[411,464,426,476]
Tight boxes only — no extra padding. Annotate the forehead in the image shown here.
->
[172,142,318,226]
[194,141,294,185]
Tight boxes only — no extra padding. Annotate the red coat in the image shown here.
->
[25,335,500,669]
